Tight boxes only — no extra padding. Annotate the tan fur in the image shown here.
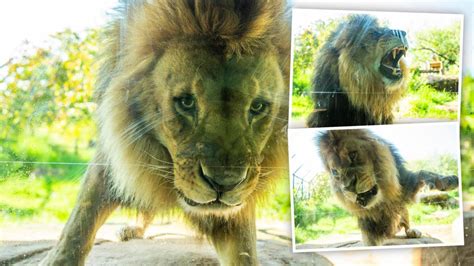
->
[318,129,422,246]
[338,54,408,123]
[42,1,290,265]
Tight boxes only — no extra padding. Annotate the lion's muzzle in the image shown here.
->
[200,162,248,193]
[379,29,408,80]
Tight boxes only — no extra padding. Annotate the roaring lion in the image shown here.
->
[307,15,409,127]
[42,0,290,265]
[317,129,459,246]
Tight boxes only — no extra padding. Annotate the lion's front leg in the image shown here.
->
[118,209,155,241]
[207,204,257,265]
[400,207,422,239]
[358,218,385,246]
[41,156,118,266]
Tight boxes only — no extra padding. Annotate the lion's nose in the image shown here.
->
[199,163,248,193]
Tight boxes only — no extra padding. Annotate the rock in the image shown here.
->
[419,192,457,208]
[420,211,474,266]
[0,225,333,265]
[426,74,459,92]
[297,236,442,250]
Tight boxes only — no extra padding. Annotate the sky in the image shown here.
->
[289,123,460,180]
[0,0,472,73]
[0,0,118,65]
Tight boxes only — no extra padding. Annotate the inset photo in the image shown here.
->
[290,9,463,128]
[289,123,463,252]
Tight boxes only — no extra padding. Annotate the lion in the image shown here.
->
[317,129,459,246]
[41,0,290,265]
[307,15,409,127]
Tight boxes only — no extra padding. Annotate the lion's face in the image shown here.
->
[336,15,409,90]
[141,44,285,215]
[318,130,384,209]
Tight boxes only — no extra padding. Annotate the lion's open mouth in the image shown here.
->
[356,185,378,207]
[379,46,407,80]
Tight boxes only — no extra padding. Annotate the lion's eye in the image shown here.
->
[249,99,269,116]
[331,169,339,177]
[175,94,196,113]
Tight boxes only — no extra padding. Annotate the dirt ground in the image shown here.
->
[0,220,331,265]
[296,222,463,250]
[2,213,474,265]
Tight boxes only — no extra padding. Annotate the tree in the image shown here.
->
[292,19,339,96]
[412,22,461,73]
[0,28,100,144]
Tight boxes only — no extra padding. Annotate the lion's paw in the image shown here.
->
[117,225,145,241]
[406,228,422,239]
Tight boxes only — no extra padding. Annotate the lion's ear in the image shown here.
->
[223,0,289,56]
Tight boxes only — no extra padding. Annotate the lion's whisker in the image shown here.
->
[142,150,173,165]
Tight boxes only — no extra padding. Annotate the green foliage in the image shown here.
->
[257,176,292,220]
[461,76,474,130]
[407,154,458,176]
[0,28,99,142]
[409,203,460,225]
[411,22,461,73]
[461,77,474,195]
[401,83,457,120]
[0,28,101,224]
[292,19,338,96]
[291,95,312,119]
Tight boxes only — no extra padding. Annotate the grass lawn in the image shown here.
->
[291,85,458,122]
[0,132,292,225]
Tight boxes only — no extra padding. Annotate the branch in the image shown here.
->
[0,58,13,69]
[415,46,458,66]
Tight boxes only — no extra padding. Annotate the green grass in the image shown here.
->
[290,84,458,122]
[399,84,458,120]
[0,132,95,224]
[409,202,460,225]
[0,132,293,225]
[291,95,312,120]
[0,177,80,223]
[295,199,460,244]
[294,199,359,243]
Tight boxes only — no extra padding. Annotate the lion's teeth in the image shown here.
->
[392,49,397,59]
[392,68,397,75]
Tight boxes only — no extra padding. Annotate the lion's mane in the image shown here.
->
[307,15,409,127]
[95,0,290,212]
[317,129,430,245]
